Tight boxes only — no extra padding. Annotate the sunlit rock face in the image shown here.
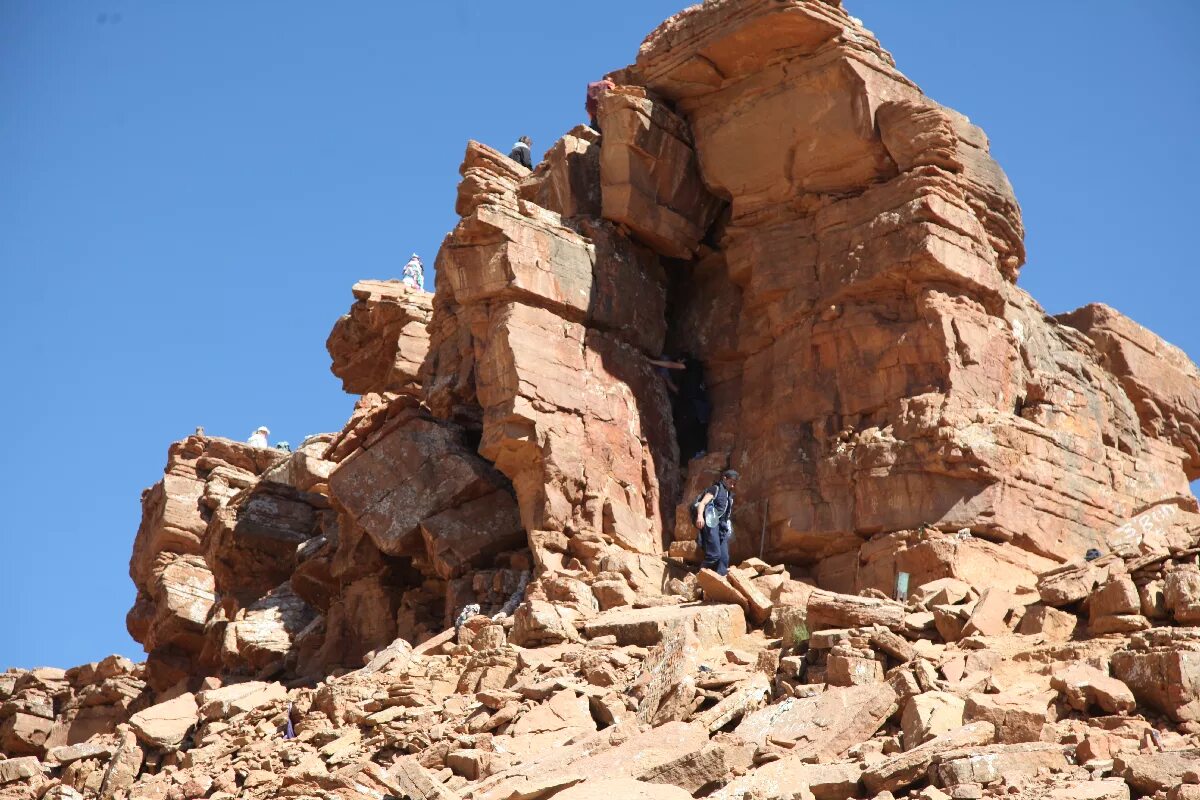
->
[119,0,1200,697]
[630,0,1199,569]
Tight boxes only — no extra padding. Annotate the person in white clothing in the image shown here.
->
[247,426,271,448]
[401,254,425,291]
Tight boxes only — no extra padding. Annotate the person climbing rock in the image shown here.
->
[247,426,270,448]
[694,469,738,576]
[649,353,708,463]
[674,355,711,462]
[509,135,533,169]
[401,253,425,291]
[585,78,616,133]
[648,354,685,395]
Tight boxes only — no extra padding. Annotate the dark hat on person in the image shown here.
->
[721,469,740,480]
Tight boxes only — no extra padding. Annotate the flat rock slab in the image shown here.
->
[581,602,746,648]
[478,722,709,800]
[0,756,42,785]
[128,691,198,749]
[197,680,287,721]
[863,721,995,793]
[709,757,861,800]
[808,590,905,632]
[734,682,899,761]
[697,569,749,611]
[636,742,727,794]
[45,741,115,764]
[1117,750,1200,794]
[552,778,693,800]
[930,742,1068,787]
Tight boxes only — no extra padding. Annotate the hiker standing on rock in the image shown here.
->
[694,469,738,576]
[401,254,425,291]
[509,135,533,169]
[585,78,616,133]
[247,426,270,448]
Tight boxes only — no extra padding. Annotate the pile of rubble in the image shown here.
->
[6,0,1200,798]
[5,542,1200,799]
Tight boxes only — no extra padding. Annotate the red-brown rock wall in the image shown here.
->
[116,0,1200,701]
[636,0,1200,570]
[423,140,682,558]
[326,279,432,396]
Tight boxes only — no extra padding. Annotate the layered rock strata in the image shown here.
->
[327,279,432,396]
[422,139,686,560]
[120,0,1200,690]
[9,1,1200,799]
[632,0,1199,570]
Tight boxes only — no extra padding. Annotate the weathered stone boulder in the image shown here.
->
[1049,663,1136,715]
[219,581,316,672]
[1111,628,1200,722]
[0,711,52,757]
[581,602,745,648]
[862,721,995,794]
[963,691,1055,743]
[1165,565,1200,624]
[419,491,524,580]
[519,125,601,219]
[1058,303,1200,479]
[597,85,723,259]
[205,481,326,602]
[901,691,966,749]
[128,692,197,749]
[196,680,287,722]
[327,279,432,396]
[0,756,42,785]
[1116,751,1200,796]
[734,682,898,761]
[929,742,1069,788]
[328,400,518,562]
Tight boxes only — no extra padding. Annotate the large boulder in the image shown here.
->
[596,86,723,258]
[1111,628,1200,722]
[327,279,432,396]
[128,692,198,750]
[328,401,517,561]
[734,682,899,761]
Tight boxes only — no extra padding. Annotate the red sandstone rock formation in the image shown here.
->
[327,279,432,396]
[117,0,1200,702]
[633,1,1198,572]
[7,2,1200,800]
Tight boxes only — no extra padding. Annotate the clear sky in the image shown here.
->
[2,1,1197,670]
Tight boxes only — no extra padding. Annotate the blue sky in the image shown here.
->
[2,2,1197,670]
